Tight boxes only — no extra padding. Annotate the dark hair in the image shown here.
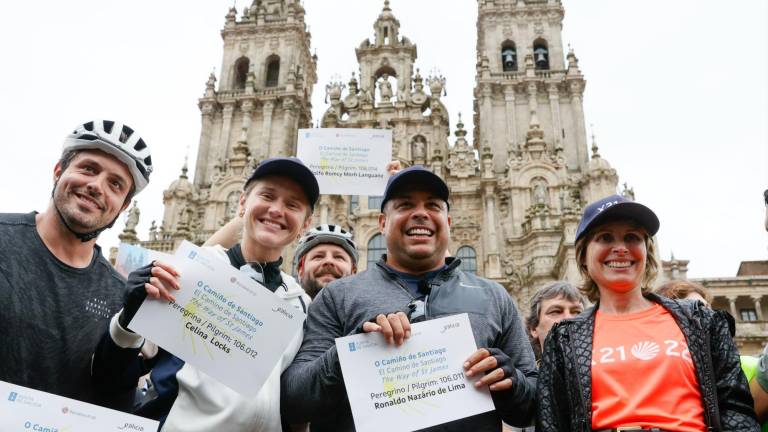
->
[574,223,659,303]
[57,149,136,205]
[654,279,712,304]
[526,281,588,358]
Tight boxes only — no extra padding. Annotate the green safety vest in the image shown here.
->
[740,355,768,432]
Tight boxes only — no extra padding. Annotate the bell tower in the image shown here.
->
[474,0,588,173]
[139,0,317,251]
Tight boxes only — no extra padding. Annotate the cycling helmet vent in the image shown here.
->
[119,125,134,143]
[134,138,147,151]
[103,120,115,134]
[83,121,94,131]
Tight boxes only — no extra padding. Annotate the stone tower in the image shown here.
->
[317,0,452,267]
[136,0,317,251]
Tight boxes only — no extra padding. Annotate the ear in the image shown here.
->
[53,161,63,183]
[238,192,247,216]
[301,213,313,232]
[446,213,452,228]
[377,212,386,233]
[351,264,358,274]
[296,257,306,279]
[529,327,539,341]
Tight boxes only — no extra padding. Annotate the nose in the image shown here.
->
[85,176,104,197]
[267,199,286,217]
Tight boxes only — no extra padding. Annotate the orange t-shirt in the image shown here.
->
[591,304,706,432]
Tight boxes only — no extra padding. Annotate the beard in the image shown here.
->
[53,184,108,231]
[301,266,344,299]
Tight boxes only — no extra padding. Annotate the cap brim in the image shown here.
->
[382,170,449,211]
[250,159,319,208]
[582,201,660,239]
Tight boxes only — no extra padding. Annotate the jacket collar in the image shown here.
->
[375,255,461,281]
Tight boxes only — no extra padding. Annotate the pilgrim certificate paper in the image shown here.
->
[0,380,159,431]
[297,128,392,196]
[130,240,304,396]
[336,314,494,432]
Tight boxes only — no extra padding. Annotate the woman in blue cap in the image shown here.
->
[536,194,758,432]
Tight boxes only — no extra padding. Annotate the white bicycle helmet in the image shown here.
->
[294,224,358,271]
[63,120,153,194]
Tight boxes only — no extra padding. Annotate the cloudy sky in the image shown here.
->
[0,0,765,278]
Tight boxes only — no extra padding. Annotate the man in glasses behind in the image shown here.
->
[281,166,537,431]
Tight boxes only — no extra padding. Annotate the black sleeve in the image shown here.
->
[709,310,760,431]
[483,290,538,428]
[280,286,347,423]
[536,328,568,432]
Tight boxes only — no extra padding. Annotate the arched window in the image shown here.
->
[234,57,250,89]
[533,39,549,70]
[368,196,384,211]
[265,55,280,87]
[457,246,477,274]
[501,41,517,72]
[367,234,386,268]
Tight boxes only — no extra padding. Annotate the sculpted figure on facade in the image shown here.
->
[378,73,393,101]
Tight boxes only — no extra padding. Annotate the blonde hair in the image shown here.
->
[574,225,659,303]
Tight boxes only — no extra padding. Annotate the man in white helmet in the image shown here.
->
[294,224,358,299]
[0,120,153,410]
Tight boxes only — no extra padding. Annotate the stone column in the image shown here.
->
[196,103,215,186]
[547,83,563,150]
[319,196,331,225]
[483,183,501,278]
[503,86,517,151]
[220,103,235,158]
[569,81,587,170]
[752,295,764,321]
[261,101,275,158]
[727,296,738,320]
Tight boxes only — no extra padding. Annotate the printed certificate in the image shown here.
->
[297,128,392,196]
[336,314,494,432]
[130,241,304,396]
[0,380,159,431]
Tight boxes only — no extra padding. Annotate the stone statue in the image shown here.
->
[412,136,426,159]
[379,73,393,100]
[533,180,547,205]
[125,201,140,232]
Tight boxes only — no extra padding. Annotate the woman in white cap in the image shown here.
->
[536,194,758,432]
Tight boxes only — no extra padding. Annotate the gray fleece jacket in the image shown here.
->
[281,257,537,431]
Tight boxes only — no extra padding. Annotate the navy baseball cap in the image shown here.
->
[244,157,319,210]
[380,165,450,211]
[575,194,659,242]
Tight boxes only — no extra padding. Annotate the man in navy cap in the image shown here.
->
[281,165,537,431]
[93,157,318,432]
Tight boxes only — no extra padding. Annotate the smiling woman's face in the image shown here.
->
[584,220,648,295]
[239,176,311,260]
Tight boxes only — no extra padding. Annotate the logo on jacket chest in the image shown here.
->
[84,297,114,320]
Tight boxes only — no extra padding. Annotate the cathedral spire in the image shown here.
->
[590,125,600,159]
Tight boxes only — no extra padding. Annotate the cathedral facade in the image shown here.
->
[121,0,768,353]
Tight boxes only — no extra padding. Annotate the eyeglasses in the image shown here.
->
[406,298,427,323]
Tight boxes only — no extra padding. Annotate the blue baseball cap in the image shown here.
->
[244,157,319,210]
[575,194,659,242]
[380,165,450,212]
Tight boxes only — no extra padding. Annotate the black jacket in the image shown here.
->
[536,293,759,432]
